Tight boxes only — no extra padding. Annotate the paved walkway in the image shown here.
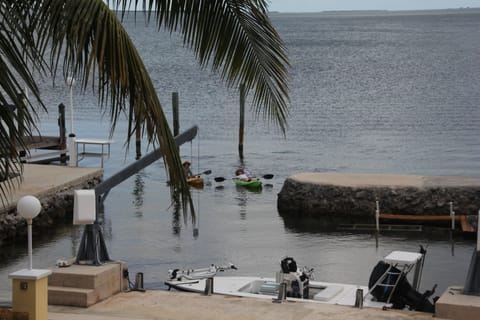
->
[48,290,441,320]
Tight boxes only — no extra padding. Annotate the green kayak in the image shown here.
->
[233,178,262,188]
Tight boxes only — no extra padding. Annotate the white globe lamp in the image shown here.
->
[17,195,42,270]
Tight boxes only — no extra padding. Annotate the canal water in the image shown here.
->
[1,9,480,300]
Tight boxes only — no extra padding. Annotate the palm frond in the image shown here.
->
[112,0,290,132]
[0,2,46,207]
[144,0,290,133]
[34,0,194,217]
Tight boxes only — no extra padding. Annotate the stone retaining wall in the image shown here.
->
[277,175,480,222]
[0,177,101,247]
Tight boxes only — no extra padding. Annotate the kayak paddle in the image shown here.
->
[196,169,212,176]
[214,174,273,182]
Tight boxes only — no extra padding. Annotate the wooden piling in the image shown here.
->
[58,104,67,163]
[135,116,141,160]
[17,93,25,139]
[172,92,179,136]
[238,84,245,160]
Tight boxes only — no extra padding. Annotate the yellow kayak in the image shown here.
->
[187,177,204,188]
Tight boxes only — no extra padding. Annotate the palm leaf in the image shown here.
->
[138,0,290,133]
[32,0,194,216]
[0,2,46,208]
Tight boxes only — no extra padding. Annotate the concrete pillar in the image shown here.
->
[9,269,52,320]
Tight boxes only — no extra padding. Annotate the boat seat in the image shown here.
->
[312,285,344,301]
[383,251,422,266]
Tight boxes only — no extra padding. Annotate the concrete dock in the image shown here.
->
[1,163,103,213]
[278,172,480,221]
[48,289,441,320]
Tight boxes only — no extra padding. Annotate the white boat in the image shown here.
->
[165,250,437,313]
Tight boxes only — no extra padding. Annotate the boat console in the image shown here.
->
[278,257,312,298]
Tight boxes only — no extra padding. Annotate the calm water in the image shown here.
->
[1,10,480,300]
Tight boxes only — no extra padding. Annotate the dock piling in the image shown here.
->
[273,282,287,303]
[204,277,213,296]
[238,84,245,160]
[355,288,363,308]
[172,92,179,137]
[450,202,455,231]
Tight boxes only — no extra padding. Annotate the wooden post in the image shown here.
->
[135,116,141,160]
[238,84,245,160]
[17,93,25,138]
[375,200,380,248]
[13,93,28,161]
[16,93,26,161]
[172,92,179,136]
[58,104,67,163]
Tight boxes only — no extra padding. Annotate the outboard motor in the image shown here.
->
[368,261,436,313]
[280,257,310,298]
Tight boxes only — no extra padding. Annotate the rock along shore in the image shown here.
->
[277,173,480,223]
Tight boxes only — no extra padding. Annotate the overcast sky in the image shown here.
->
[268,0,480,12]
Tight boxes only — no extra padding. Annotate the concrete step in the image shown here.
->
[48,261,129,307]
[436,286,480,320]
[48,286,96,307]
[48,263,124,289]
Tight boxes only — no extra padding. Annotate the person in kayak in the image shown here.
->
[235,168,252,181]
[183,161,193,177]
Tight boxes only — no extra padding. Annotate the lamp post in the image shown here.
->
[10,195,52,320]
[17,195,41,270]
[66,76,77,166]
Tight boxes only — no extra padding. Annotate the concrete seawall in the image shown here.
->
[0,164,103,246]
[277,173,480,223]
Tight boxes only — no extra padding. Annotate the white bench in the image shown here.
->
[76,138,113,168]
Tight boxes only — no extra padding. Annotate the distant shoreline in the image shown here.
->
[269,7,480,17]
